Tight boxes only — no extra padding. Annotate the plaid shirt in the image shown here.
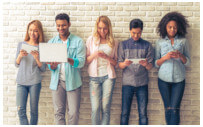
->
[117,38,154,87]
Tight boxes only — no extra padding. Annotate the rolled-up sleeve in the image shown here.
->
[155,41,161,68]
[72,40,86,68]
[183,39,190,66]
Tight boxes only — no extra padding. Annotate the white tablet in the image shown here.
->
[39,43,67,62]
[21,44,38,53]
[129,58,145,64]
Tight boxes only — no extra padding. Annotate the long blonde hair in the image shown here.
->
[24,20,44,43]
[93,16,114,48]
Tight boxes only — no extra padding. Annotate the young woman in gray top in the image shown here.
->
[15,20,46,125]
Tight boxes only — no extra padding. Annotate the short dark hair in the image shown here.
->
[157,11,189,38]
[129,19,143,30]
[55,13,70,23]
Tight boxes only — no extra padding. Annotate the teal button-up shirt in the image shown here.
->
[155,36,190,83]
[48,33,86,91]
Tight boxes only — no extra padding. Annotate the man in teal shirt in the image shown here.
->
[47,13,86,125]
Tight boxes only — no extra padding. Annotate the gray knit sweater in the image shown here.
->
[15,41,46,85]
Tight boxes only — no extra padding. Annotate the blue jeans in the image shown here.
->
[16,83,41,125]
[89,75,115,125]
[120,85,148,125]
[158,78,185,125]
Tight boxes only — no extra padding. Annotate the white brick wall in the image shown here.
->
[3,2,200,125]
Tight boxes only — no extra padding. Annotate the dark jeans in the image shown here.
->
[158,78,185,125]
[16,83,41,125]
[120,85,148,125]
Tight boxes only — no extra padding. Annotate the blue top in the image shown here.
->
[48,33,86,91]
[155,36,190,83]
[117,38,154,87]
[15,41,46,85]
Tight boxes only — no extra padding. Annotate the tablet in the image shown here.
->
[39,43,67,62]
[21,43,38,53]
[128,58,145,64]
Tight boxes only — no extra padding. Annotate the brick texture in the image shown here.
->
[2,2,200,125]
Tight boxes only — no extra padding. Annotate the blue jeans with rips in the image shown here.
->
[158,78,185,125]
[89,75,115,125]
[16,83,41,125]
[120,85,148,125]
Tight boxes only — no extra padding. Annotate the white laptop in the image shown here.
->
[39,43,67,62]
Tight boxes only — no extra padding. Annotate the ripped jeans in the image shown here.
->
[158,78,185,125]
[16,83,41,125]
[89,75,115,125]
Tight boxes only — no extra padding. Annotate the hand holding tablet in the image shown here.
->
[21,44,38,53]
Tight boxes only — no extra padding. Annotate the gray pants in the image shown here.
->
[52,80,81,125]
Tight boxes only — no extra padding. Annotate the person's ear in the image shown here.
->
[68,22,71,27]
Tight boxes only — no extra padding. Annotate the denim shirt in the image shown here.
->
[155,36,190,83]
[48,33,86,91]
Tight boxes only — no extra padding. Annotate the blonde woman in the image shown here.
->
[15,20,46,125]
[86,16,118,125]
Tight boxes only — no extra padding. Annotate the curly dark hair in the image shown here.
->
[157,11,189,38]
[55,13,70,23]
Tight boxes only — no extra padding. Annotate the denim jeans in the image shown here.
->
[120,85,148,125]
[158,78,185,125]
[89,75,115,125]
[16,83,41,125]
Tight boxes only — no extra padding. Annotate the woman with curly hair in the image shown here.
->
[155,12,190,125]
[86,16,118,125]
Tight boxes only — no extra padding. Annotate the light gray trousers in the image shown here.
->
[52,80,81,125]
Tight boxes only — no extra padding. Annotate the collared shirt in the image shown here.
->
[48,33,86,91]
[155,36,190,83]
[86,36,118,79]
[15,41,46,85]
[117,38,154,87]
